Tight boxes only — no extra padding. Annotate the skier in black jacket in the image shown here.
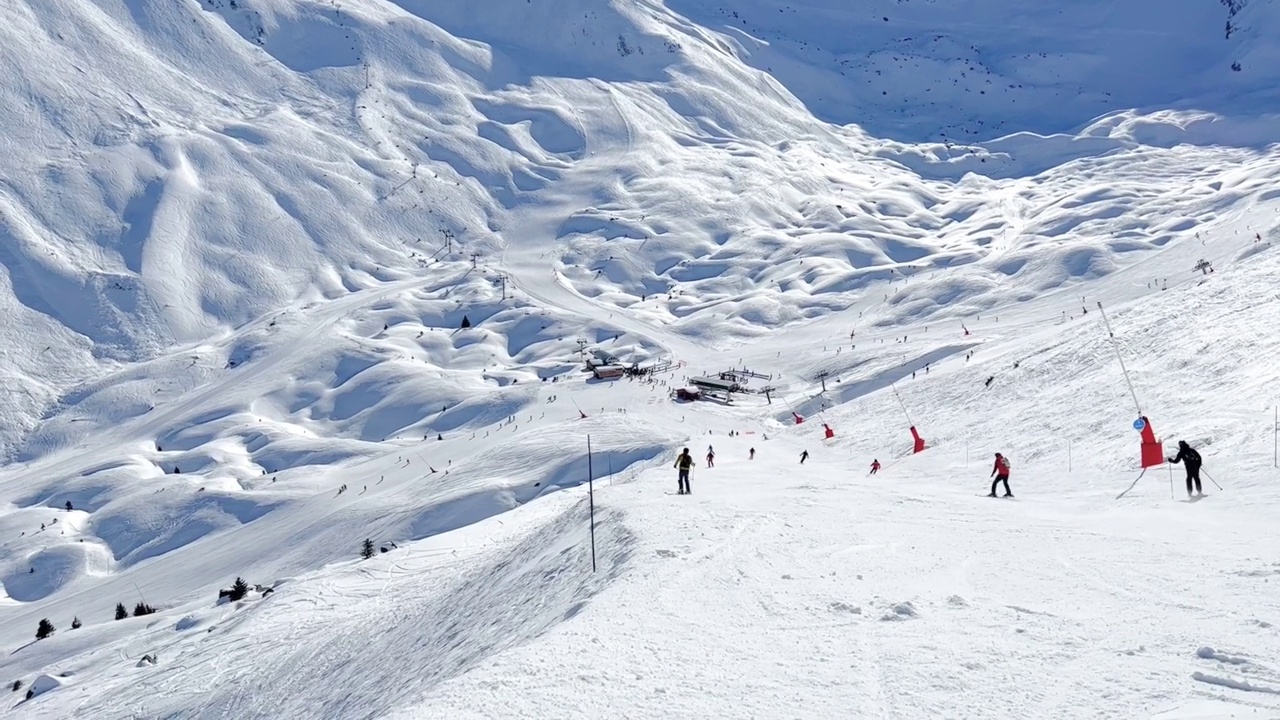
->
[1168,440,1204,497]
[674,448,694,495]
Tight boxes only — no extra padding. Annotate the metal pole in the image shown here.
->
[1168,461,1175,500]
[890,382,915,427]
[1097,302,1143,416]
[588,435,596,573]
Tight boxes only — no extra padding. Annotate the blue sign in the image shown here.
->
[1132,417,1146,431]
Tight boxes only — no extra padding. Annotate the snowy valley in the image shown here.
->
[1,0,1280,717]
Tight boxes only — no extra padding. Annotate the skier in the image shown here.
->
[674,448,693,495]
[870,459,881,475]
[988,453,1012,497]
[1167,440,1204,497]
[749,448,755,460]
[706,446,715,468]
[800,450,809,464]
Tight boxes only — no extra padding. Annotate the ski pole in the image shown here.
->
[1201,468,1224,491]
[1168,462,1175,500]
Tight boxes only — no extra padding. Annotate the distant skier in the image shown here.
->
[1167,440,1204,497]
[674,448,693,495]
[800,450,809,464]
[749,448,756,460]
[984,376,994,388]
[870,459,881,475]
[706,446,715,468]
[988,453,1012,497]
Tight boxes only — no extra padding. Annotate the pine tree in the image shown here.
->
[460,315,471,329]
[361,538,375,559]
[114,602,128,620]
[229,577,249,602]
[65,500,73,512]
[71,617,82,629]
[35,619,54,640]
[10,680,21,693]
[133,603,156,617]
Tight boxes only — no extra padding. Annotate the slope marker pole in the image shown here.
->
[588,435,596,573]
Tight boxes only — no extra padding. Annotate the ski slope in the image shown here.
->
[2,0,1280,717]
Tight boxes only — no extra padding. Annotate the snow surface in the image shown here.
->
[2,0,1280,717]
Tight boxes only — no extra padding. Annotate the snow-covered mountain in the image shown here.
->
[2,0,1279,717]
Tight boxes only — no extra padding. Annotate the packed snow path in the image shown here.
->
[12,425,1278,719]
[413,447,1280,720]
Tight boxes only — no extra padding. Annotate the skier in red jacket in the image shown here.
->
[988,453,1012,497]
[870,459,881,474]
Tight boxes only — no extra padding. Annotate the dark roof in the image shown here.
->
[689,376,738,390]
